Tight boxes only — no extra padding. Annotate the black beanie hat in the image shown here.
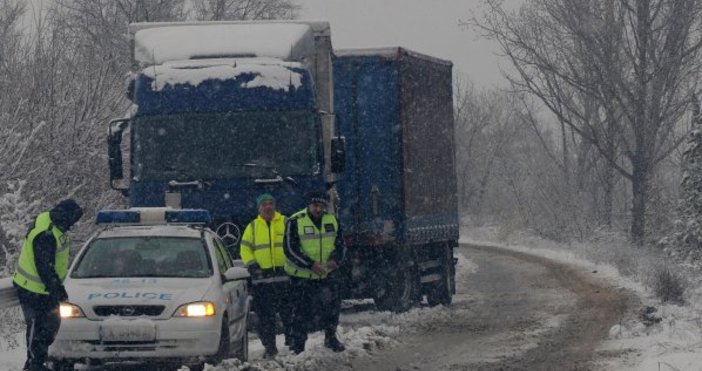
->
[50,199,83,230]
[305,191,328,206]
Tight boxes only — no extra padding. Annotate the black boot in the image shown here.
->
[26,363,51,371]
[263,346,278,359]
[289,342,305,354]
[324,335,345,352]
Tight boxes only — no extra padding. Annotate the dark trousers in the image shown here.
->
[15,286,61,370]
[251,281,293,352]
[289,276,342,350]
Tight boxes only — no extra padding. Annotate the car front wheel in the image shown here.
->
[212,317,231,364]
[232,326,248,362]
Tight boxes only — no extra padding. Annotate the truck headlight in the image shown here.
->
[59,303,85,318]
[174,302,216,317]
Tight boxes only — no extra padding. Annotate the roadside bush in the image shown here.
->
[650,266,687,305]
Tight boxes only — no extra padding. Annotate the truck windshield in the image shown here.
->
[71,237,213,278]
[132,111,320,181]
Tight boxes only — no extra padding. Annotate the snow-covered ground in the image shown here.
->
[3,223,702,370]
[0,255,478,371]
[462,224,702,371]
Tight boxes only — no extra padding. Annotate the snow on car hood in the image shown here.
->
[65,277,216,320]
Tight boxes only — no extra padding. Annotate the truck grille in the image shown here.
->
[93,305,165,317]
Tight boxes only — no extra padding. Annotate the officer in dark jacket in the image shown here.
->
[13,199,83,371]
[284,191,346,354]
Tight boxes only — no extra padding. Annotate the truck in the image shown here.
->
[108,21,458,312]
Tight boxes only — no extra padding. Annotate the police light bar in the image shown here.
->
[96,208,211,225]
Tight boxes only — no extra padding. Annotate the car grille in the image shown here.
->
[93,305,165,317]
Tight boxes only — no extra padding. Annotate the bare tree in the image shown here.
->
[474,0,702,244]
[671,98,702,259]
[191,0,299,20]
[454,78,522,220]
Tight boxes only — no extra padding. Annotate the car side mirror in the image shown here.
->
[223,266,250,282]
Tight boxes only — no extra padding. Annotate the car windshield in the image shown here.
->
[132,110,320,181]
[71,236,213,278]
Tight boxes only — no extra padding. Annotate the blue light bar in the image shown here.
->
[96,210,140,225]
[96,208,211,225]
[165,210,211,224]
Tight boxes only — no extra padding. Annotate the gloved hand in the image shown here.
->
[312,262,327,276]
[49,284,69,305]
[247,263,263,278]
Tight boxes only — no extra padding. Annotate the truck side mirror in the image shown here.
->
[331,136,346,174]
[108,118,130,196]
[126,78,135,102]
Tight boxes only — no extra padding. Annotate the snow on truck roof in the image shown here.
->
[141,57,304,92]
[335,47,453,66]
[132,22,321,66]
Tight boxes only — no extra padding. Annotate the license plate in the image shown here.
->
[99,319,156,342]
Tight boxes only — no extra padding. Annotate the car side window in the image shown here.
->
[214,236,234,268]
[211,236,230,273]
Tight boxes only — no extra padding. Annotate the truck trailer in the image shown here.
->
[107,21,458,311]
[333,48,458,310]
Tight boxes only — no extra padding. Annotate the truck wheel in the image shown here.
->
[374,253,417,312]
[426,243,455,306]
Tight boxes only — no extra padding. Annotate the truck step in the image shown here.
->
[420,273,442,283]
[418,259,442,271]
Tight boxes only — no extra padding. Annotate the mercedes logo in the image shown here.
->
[216,222,241,249]
[121,306,136,316]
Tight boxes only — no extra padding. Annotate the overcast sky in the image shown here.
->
[298,0,508,87]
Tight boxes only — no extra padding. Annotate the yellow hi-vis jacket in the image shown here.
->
[284,209,339,280]
[239,212,287,269]
[13,212,69,295]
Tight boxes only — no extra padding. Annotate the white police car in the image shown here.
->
[48,208,250,371]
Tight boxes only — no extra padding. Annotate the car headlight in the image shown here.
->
[173,302,216,317]
[59,303,85,318]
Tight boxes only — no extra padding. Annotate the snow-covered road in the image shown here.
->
[4,239,696,370]
[199,242,634,371]
[345,244,636,371]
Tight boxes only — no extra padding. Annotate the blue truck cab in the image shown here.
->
[109,21,340,248]
[108,22,457,312]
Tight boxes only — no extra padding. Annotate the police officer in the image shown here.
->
[284,191,346,354]
[239,193,292,358]
[13,199,83,371]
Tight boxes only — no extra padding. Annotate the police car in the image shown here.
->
[48,208,250,371]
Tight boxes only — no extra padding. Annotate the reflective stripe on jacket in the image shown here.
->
[13,212,69,295]
[284,209,338,280]
[239,212,287,269]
